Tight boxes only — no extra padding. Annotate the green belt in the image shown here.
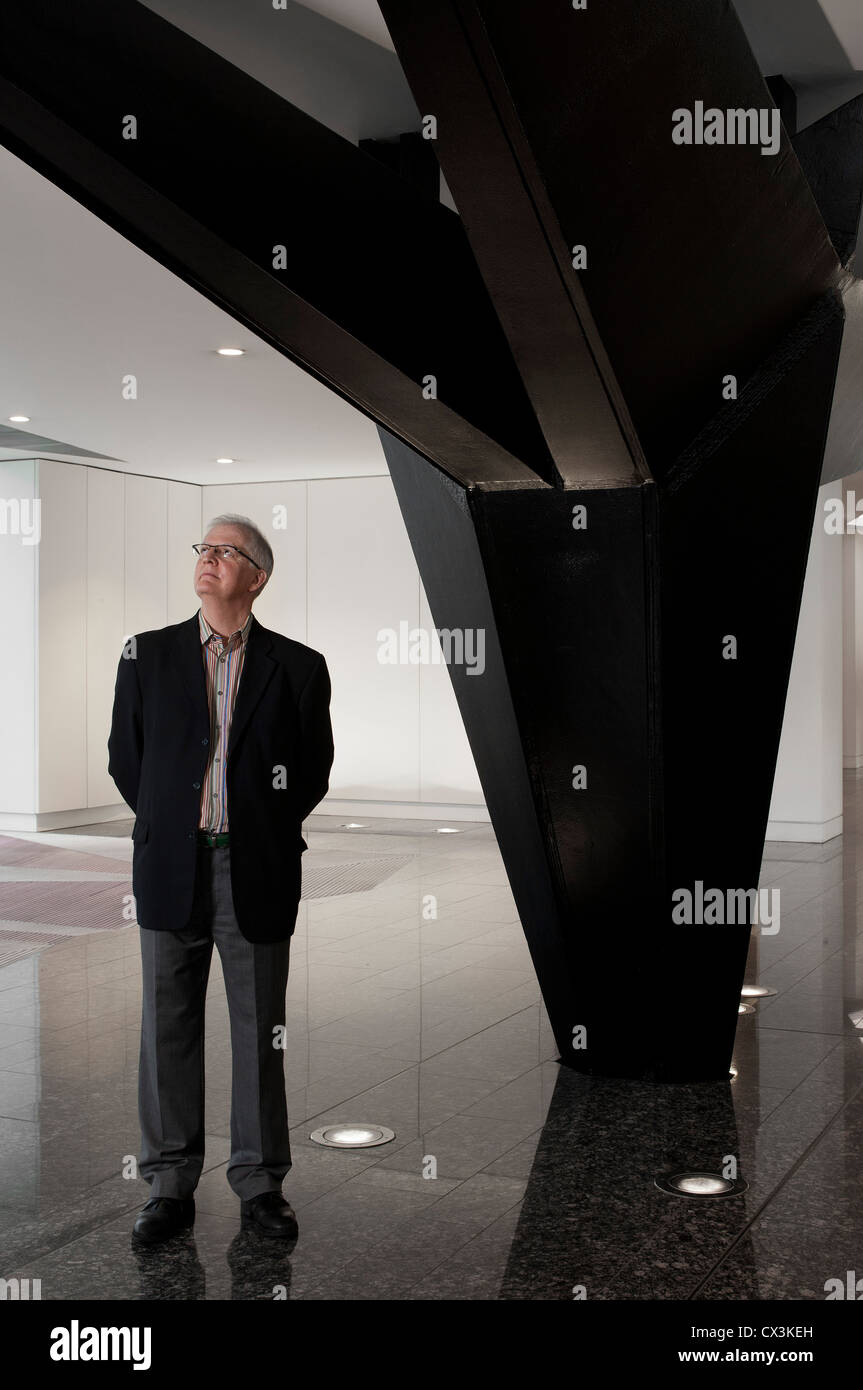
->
[196,829,230,848]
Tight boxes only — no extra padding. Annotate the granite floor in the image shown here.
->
[0,785,862,1302]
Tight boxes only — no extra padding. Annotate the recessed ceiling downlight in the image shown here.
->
[217,347,245,356]
[738,1002,756,1015]
[216,457,234,464]
[9,415,30,423]
[310,1123,395,1149]
[655,1170,748,1199]
[741,984,777,999]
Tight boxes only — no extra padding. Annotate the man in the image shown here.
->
[108,514,334,1245]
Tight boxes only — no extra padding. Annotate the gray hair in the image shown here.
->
[204,513,274,593]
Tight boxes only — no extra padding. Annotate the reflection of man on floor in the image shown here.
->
[108,513,334,1245]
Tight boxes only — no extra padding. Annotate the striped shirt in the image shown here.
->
[197,607,253,832]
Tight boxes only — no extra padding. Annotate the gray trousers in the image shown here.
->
[138,844,292,1201]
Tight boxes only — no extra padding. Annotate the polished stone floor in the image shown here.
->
[0,781,862,1301]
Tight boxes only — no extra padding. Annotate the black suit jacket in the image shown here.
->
[107,611,334,942]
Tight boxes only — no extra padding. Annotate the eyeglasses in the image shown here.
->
[193,542,262,568]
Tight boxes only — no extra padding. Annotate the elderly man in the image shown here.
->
[108,514,334,1245]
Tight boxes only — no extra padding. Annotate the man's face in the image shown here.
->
[194,527,265,606]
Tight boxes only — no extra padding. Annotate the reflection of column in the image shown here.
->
[500,1068,756,1300]
[843,482,863,769]
[767,482,844,843]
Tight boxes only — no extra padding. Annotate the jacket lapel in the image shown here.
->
[172,614,209,729]
[226,616,277,761]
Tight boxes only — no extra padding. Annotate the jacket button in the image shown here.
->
[188,833,194,839]
[201,738,209,746]
[193,782,201,789]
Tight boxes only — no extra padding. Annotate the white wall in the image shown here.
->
[0,460,38,817]
[0,459,202,831]
[844,503,863,769]
[767,481,845,842]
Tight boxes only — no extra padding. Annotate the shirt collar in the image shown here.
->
[198,607,254,649]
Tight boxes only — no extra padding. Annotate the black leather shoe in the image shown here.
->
[240,1191,298,1239]
[132,1197,195,1245]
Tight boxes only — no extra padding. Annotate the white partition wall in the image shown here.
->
[843,470,863,769]
[767,481,845,842]
[123,473,168,640]
[0,460,38,821]
[37,458,88,814]
[418,583,484,807]
[309,475,421,806]
[87,466,124,811]
[167,480,203,624]
[0,458,201,831]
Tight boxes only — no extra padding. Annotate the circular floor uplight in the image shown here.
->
[741,984,777,999]
[655,1170,748,1199]
[310,1123,395,1149]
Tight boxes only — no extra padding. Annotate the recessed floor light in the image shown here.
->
[655,1170,748,1199]
[741,984,777,998]
[217,347,245,356]
[8,415,30,423]
[310,1123,395,1149]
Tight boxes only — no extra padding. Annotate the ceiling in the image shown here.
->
[2,0,863,483]
[0,142,387,483]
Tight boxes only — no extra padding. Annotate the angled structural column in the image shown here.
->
[378,0,844,1078]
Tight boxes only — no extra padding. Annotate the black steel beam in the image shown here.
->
[794,91,863,265]
[379,0,838,477]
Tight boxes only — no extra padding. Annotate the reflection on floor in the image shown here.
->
[0,783,862,1301]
